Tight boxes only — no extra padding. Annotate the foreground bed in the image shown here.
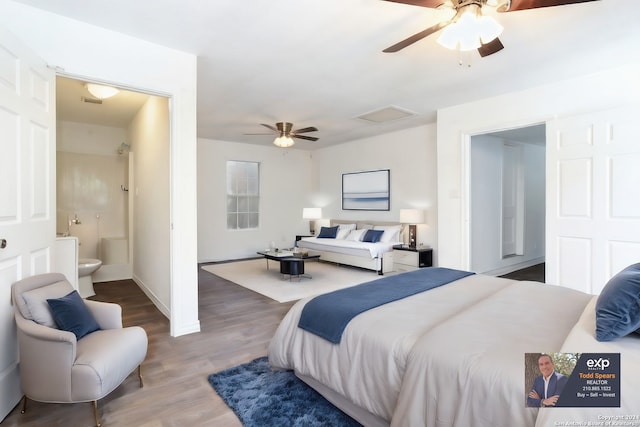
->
[268,267,640,427]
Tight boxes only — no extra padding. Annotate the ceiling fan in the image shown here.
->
[246,122,319,147]
[382,0,600,57]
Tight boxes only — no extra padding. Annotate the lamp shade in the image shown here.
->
[399,209,425,224]
[85,83,120,99]
[273,136,295,147]
[302,207,322,220]
[437,4,503,51]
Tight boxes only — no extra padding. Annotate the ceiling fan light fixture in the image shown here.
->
[437,4,503,51]
[273,135,295,148]
[477,15,504,44]
[85,83,119,99]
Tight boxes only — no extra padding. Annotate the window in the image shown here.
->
[226,161,259,230]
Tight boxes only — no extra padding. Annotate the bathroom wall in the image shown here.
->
[56,121,129,259]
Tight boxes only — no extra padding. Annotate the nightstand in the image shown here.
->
[392,246,433,272]
[295,235,312,247]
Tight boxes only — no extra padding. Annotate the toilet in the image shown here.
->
[78,258,102,298]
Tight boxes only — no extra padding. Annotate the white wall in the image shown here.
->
[0,1,199,336]
[437,64,640,271]
[56,122,129,259]
[197,139,314,262]
[197,124,438,264]
[129,96,171,316]
[470,135,545,274]
[312,125,438,258]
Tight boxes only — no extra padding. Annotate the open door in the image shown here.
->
[501,143,525,258]
[0,27,56,420]
[546,106,640,294]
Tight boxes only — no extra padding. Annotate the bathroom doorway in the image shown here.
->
[55,76,166,282]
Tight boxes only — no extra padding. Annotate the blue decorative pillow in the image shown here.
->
[47,290,101,340]
[595,263,640,342]
[317,226,338,238]
[362,229,384,243]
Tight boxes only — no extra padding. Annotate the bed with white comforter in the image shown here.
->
[268,270,640,427]
[296,220,403,274]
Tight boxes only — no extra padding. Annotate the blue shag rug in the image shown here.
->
[208,357,362,427]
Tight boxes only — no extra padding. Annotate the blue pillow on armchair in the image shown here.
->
[317,226,339,238]
[595,263,640,342]
[47,290,101,340]
[362,229,384,243]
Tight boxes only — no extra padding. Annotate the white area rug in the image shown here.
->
[201,258,380,303]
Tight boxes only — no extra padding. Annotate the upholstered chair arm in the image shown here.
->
[15,314,76,402]
[85,300,123,330]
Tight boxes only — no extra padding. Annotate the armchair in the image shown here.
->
[11,272,148,427]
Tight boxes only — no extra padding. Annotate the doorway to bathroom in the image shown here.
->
[55,76,168,284]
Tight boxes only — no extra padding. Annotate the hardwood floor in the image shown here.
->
[499,263,545,283]
[3,266,295,427]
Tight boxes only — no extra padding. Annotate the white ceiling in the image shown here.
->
[20,0,639,150]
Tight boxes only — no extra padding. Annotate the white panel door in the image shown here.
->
[546,106,640,295]
[0,27,55,420]
[502,143,524,257]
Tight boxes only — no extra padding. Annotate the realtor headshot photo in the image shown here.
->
[526,353,576,408]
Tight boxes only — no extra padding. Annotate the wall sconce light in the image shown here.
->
[399,208,425,249]
[302,207,322,235]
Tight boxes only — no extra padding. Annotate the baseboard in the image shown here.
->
[482,257,545,277]
[0,363,21,422]
[132,274,170,319]
[94,263,132,282]
[171,320,201,337]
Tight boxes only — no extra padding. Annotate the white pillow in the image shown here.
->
[336,223,356,239]
[21,281,72,327]
[336,228,350,239]
[346,229,367,241]
[338,223,356,232]
[374,225,402,243]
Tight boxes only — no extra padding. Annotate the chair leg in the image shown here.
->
[20,395,27,414]
[92,400,101,427]
[138,364,144,388]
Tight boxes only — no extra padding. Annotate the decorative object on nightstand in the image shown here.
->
[392,245,433,272]
[302,207,322,235]
[399,208,425,249]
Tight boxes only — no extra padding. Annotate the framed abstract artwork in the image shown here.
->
[342,169,390,211]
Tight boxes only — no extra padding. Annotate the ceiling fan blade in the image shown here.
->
[477,37,504,57]
[293,135,319,142]
[497,0,599,12]
[292,126,318,134]
[260,123,278,132]
[381,0,446,8]
[383,21,450,53]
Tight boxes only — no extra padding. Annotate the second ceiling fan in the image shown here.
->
[247,122,319,147]
[382,0,600,57]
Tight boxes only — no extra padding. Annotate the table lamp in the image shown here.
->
[399,209,425,249]
[302,208,322,235]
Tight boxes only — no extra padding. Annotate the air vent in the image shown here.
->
[81,96,103,105]
[356,106,415,123]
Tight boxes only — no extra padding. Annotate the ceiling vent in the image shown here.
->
[356,106,416,123]
[81,96,103,105]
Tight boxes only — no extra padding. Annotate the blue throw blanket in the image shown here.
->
[298,267,475,344]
